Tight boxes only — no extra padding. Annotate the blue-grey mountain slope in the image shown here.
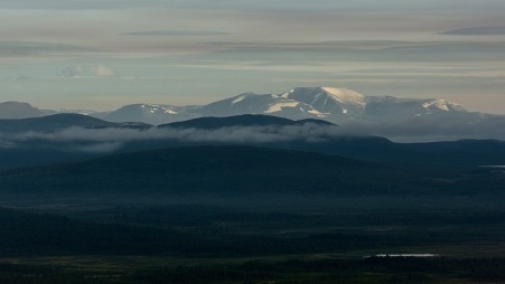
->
[94,103,200,125]
[0,101,45,119]
[0,113,150,133]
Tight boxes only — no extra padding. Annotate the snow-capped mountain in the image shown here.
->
[228,87,467,122]
[198,91,327,120]
[90,87,469,125]
[93,103,201,125]
[0,87,504,142]
[0,87,475,125]
[363,95,467,120]
[197,87,363,120]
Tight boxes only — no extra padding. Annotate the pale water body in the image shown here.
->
[480,165,505,168]
[479,165,505,173]
[365,254,438,258]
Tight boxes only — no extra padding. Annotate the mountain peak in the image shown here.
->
[280,87,366,106]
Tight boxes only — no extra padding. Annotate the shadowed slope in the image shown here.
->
[0,146,393,198]
[159,114,335,129]
[0,113,151,133]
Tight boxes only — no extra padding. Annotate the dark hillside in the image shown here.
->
[159,114,336,129]
[0,146,401,198]
[0,113,117,133]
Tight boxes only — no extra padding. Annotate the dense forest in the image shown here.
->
[0,145,504,283]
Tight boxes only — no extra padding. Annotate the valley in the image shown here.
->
[3,0,505,282]
[0,105,504,283]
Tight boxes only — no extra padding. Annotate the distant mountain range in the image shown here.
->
[91,87,473,125]
[1,87,504,141]
[0,87,491,124]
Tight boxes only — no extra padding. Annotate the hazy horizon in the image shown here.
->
[1,0,504,114]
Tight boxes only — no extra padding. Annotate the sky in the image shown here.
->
[0,0,504,113]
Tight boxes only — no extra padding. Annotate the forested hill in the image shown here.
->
[0,146,400,197]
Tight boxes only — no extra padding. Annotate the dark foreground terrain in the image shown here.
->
[0,145,504,283]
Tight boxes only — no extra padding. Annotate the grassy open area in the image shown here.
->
[1,254,505,284]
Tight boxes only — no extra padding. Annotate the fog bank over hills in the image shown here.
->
[0,112,504,170]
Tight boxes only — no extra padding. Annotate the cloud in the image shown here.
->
[93,65,115,76]
[1,118,505,153]
[442,27,505,35]
[6,124,340,144]
[151,0,505,12]
[0,141,16,149]
[0,0,171,10]
[72,142,123,153]
[2,0,505,11]
[337,116,505,142]
[0,124,340,153]
[271,78,417,85]
[0,41,96,57]
[122,30,229,36]
[58,64,116,77]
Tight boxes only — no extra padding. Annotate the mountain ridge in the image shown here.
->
[0,113,150,133]
[0,87,503,142]
[0,87,475,124]
[0,111,503,170]
[89,87,475,125]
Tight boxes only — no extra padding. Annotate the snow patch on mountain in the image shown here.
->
[140,104,180,115]
[93,103,203,124]
[308,109,328,117]
[321,87,366,105]
[264,101,300,113]
[422,99,466,112]
[278,87,365,106]
[231,95,248,105]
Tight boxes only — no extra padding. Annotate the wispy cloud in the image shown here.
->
[0,124,339,152]
[0,41,97,57]
[442,27,505,35]
[122,30,229,37]
[6,124,339,144]
[58,64,116,78]
[73,142,123,153]
[338,116,505,142]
